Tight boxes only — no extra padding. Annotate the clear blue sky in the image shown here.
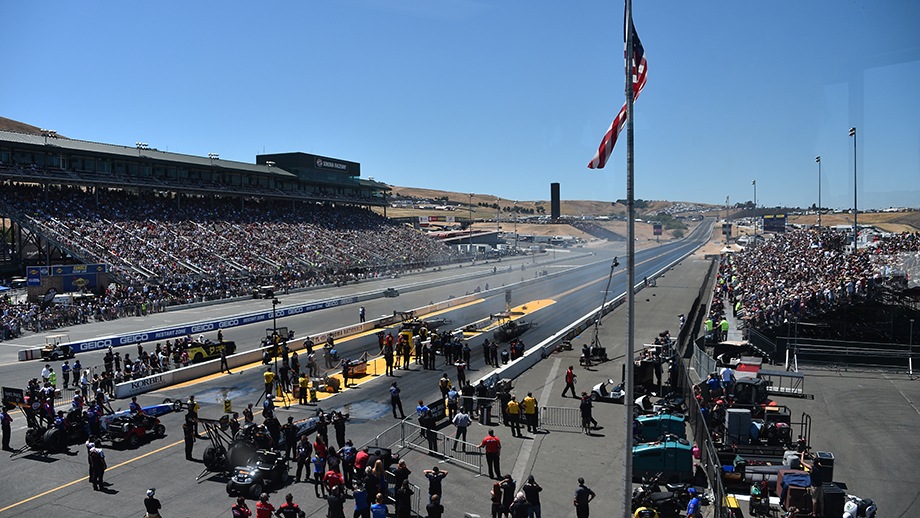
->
[3,1,919,210]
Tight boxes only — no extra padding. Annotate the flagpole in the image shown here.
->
[623,0,636,516]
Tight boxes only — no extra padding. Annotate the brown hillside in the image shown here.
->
[0,117,51,135]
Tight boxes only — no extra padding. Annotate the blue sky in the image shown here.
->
[3,1,919,209]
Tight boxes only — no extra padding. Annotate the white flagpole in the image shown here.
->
[623,0,636,516]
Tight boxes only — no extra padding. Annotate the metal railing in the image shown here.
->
[383,469,423,516]
[689,343,717,384]
[678,359,725,518]
[538,405,582,428]
[358,420,483,476]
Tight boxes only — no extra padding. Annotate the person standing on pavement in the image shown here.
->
[452,407,472,451]
[500,475,516,518]
[220,347,231,373]
[522,393,538,434]
[352,482,370,518]
[276,493,306,518]
[425,493,444,518]
[446,385,459,420]
[327,485,347,518]
[183,421,196,460]
[509,491,530,518]
[342,360,350,388]
[298,372,310,405]
[61,360,71,388]
[395,480,414,518]
[573,477,596,518]
[506,396,523,437]
[88,443,107,490]
[264,368,275,399]
[370,493,387,518]
[490,481,504,518]
[359,306,366,323]
[579,393,599,432]
[282,417,298,460]
[255,493,275,518]
[390,382,406,419]
[478,429,502,479]
[144,488,162,518]
[561,366,577,398]
[295,435,313,483]
[522,475,542,518]
[231,496,252,517]
[384,343,395,376]
[423,466,448,503]
[0,407,12,451]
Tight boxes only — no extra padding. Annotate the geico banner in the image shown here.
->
[67,296,359,353]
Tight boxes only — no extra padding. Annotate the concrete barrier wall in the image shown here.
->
[113,292,484,399]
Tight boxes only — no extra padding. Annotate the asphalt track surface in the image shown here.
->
[0,222,728,517]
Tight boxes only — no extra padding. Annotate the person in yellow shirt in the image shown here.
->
[522,393,538,433]
[506,396,522,437]
[264,368,275,398]
[298,373,310,405]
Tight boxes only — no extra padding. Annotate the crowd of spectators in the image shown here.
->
[0,184,461,337]
[712,228,919,331]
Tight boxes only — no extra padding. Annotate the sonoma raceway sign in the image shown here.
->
[66,296,357,353]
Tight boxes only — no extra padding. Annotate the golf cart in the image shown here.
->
[226,449,290,499]
[41,334,74,361]
[590,379,625,402]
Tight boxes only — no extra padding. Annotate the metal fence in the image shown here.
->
[688,343,717,384]
[537,405,582,428]
[678,359,726,518]
[358,420,483,476]
[383,469,423,516]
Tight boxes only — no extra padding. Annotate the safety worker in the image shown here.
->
[263,368,275,398]
[298,372,310,405]
[522,392,538,433]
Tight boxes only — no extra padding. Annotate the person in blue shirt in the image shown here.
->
[129,396,143,414]
[416,400,429,417]
[370,493,387,518]
[312,454,326,498]
[352,482,370,518]
[686,488,701,518]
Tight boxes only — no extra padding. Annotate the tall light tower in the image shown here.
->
[815,156,822,228]
[468,193,474,256]
[849,127,858,248]
[752,180,757,240]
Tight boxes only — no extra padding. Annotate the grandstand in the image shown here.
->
[0,119,461,337]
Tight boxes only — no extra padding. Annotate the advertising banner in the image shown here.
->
[66,295,358,353]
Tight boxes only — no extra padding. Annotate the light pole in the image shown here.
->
[910,319,915,376]
[513,201,518,250]
[752,180,757,240]
[495,197,501,235]
[849,127,858,248]
[136,142,149,157]
[468,193,474,257]
[271,297,280,376]
[815,156,822,229]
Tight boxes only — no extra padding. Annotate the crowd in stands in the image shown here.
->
[0,184,461,337]
[712,228,919,331]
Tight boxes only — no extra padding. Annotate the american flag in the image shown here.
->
[588,16,648,169]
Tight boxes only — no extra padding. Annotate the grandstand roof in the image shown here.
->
[0,129,297,179]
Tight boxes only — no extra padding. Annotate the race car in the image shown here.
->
[106,413,166,448]
[185,340,236,363]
